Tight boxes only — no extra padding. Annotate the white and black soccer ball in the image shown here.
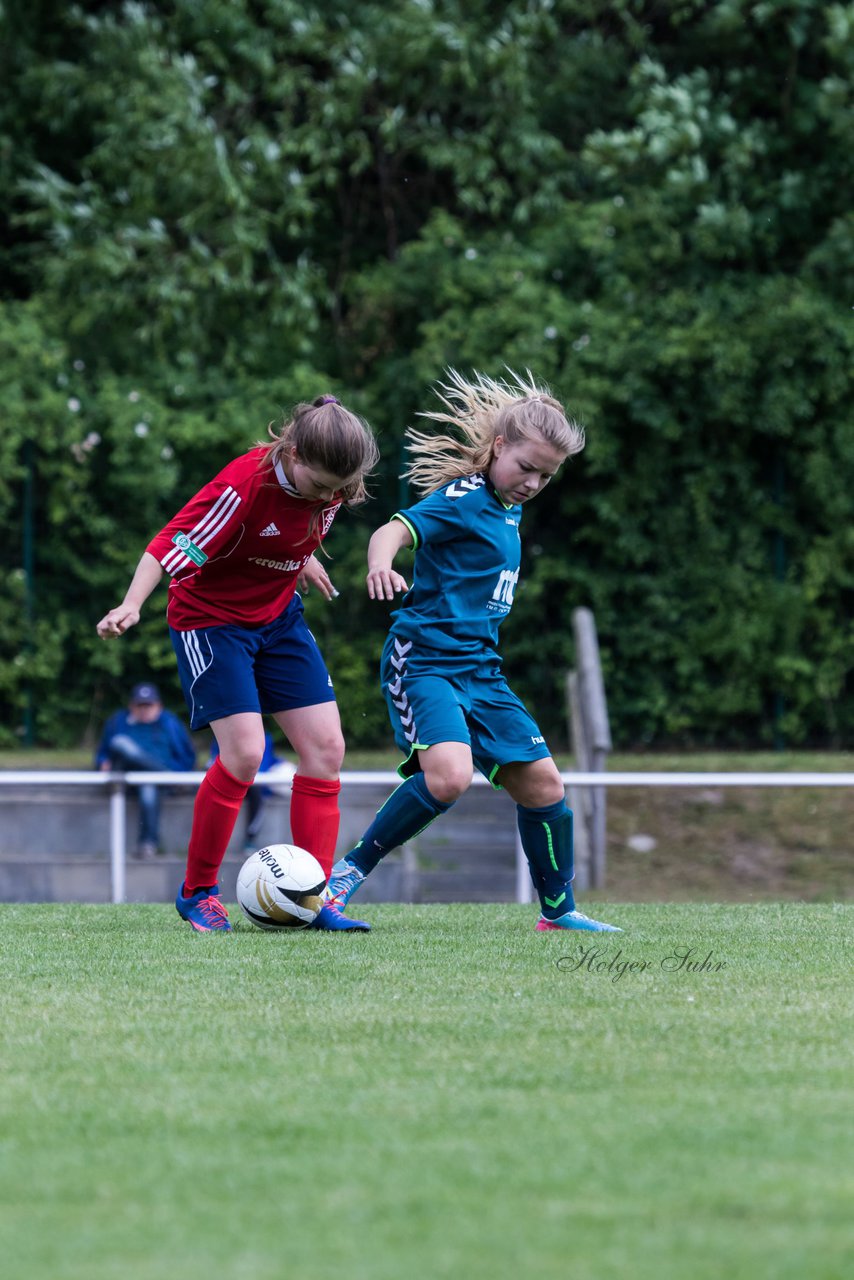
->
[236,844,326,930]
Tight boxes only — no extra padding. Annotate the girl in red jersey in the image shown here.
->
[96,395,378,932]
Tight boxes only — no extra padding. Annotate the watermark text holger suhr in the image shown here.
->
[556,945,727,983]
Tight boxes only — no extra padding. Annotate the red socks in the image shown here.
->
[184,765,339,891]
[184,756,253,893]
[289,774,341,880]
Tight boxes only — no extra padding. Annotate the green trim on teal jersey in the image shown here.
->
[483,471,517,511]
[391,511,419,549]
[396,743,428,778]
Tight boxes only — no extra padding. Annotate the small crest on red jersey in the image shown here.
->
[171,531,208,565]
[321,504,341,537]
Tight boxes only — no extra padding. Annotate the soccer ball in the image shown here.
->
[236,844,326,930]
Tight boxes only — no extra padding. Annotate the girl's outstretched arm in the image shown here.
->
[96,552,164,638]
[366,520,412,600]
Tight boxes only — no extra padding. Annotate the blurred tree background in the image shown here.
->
[0,0,851,750]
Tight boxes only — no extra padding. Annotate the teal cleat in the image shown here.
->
[324,857,366,910]
[536,909,622,933]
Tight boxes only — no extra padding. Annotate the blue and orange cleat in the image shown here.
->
[175,883,232,932]
[536,908,622,933]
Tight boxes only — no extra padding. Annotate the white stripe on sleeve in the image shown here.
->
[161,486,242,574]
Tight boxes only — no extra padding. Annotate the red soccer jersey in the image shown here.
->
[146,448,343,630]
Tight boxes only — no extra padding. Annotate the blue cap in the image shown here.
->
[130,683,160,704]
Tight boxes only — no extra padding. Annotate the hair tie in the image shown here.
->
[319,395,339,405]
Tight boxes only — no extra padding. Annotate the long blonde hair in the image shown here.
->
[403,369,584,496]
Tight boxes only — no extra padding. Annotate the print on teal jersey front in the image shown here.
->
[389,472,522,657]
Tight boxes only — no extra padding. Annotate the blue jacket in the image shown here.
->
[95,709,197,771]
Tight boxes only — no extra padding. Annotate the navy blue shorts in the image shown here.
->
[170,596,335,730]
[381,632,551,785]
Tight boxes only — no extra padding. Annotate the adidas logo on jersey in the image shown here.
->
[260,522,280,536]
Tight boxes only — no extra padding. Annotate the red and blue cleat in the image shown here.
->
[175,883,232,932]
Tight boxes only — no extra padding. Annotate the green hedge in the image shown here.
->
[1,1,851,748]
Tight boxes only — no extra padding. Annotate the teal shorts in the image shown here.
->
[381,631,551,785]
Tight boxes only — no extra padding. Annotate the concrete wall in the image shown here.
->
[0,779,547,905]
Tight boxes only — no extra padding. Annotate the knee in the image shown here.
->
[505,760,566,809]
[137,783,159,807]
[423,762,473,805]
[298,728,345,779]
[531,777,566,808]
[317,737,346,777]
[220,746,264,782]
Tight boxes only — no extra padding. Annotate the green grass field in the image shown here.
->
[1,902,852,1280]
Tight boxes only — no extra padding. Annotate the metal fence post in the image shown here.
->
[515,828,533,903]
[109,778,127,904]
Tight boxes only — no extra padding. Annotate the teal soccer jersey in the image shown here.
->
[381,472,549,776]
[391,473,522,659]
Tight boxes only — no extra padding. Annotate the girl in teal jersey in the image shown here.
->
[326,369,621,934]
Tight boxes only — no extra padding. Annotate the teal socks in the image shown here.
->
[517,799,577,919]
[347,772,453,876]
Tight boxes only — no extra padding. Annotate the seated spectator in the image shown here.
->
[96,683,197,859]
